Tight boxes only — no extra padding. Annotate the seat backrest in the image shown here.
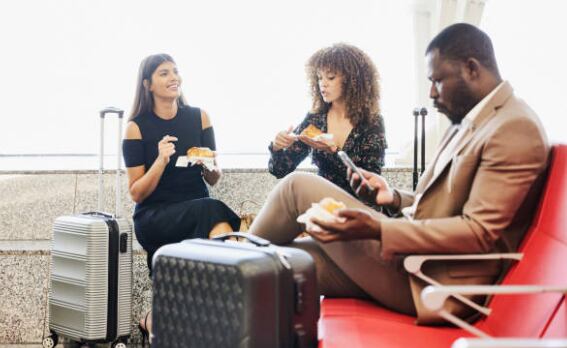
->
[479,144,567,337]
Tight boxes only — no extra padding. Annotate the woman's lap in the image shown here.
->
[134,197,240,256]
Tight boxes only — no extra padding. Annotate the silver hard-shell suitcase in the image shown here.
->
[43,108,132,348]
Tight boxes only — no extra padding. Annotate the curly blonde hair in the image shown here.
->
[306,43,381,126]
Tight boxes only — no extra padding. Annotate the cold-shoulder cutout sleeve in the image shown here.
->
[122,139,145,167]
[201,127,216,151]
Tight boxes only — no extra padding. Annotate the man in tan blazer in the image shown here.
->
[249,23,549,324]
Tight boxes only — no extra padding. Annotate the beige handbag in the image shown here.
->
[238,199,260,232]
[237,199,309,238]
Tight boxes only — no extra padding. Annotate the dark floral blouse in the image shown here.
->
[268,112,387,200]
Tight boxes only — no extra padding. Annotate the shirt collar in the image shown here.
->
[462,81,505,126]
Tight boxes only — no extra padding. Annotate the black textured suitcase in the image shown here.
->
[151,233,319,348]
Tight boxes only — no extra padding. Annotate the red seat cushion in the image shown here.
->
[543,298,567,338]
[318,298,472,348]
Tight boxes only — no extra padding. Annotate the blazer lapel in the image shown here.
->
[415,125,458,193]
[418,82,514,196]
[432,122,474,176]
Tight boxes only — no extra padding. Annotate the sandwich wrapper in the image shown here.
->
[312,133,335,146]
[189,156,215,170]
[297,198,346,232]
[175,156,215,170]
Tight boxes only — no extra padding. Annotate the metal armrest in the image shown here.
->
[404,253,524,273]
[452,338,567,348]
[421,284,567,338]
[403,253,523,316]
[423,284,567,311]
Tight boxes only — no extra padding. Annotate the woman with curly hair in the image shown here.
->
[248,43,388,300]
[269,43,387,199]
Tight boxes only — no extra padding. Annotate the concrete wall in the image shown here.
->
[0,168,412,345]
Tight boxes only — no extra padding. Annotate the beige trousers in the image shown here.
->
[249,172,416,316]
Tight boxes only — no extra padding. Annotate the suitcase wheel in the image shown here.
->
[42,331,58,348]
[111,339,127,348]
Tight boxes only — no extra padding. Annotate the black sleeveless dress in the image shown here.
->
[122,105,240,271]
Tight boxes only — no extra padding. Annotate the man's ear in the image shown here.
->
[464,58,482,81]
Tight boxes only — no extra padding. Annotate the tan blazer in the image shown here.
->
[379,82,549,323]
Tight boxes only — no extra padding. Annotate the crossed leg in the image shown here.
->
[249,172,416,315]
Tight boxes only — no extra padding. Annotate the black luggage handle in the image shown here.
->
[412,107,427,190]
[83,211,114,219]
[212,232,271,247]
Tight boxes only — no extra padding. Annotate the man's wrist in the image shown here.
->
[387,189,401,211]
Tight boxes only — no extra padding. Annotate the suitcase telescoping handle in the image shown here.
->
[213,232,271,247]
[412,107,427,190]
[99,107,124,217]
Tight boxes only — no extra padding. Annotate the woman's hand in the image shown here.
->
[203,165,221,186]
[126,130,176,204]
[157,135,178,165]
[272,126,297,151]
[298,135,338,153]
[196,151,221,186]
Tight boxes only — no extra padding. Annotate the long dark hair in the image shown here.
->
[129,53,188,120]
[306,43,381,126]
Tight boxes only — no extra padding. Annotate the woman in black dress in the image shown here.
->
[122,53,240,341]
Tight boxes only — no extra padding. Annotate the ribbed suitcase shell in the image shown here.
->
[49,214,132,342]
[152,237,319,348]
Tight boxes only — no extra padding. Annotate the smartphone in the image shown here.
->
[338,151,366,182]
[338,151,378,204]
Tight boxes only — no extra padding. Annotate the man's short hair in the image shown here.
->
[426,23,500,75]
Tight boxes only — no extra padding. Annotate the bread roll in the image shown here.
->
[187,147,214,158]
[300,124,323,139]
[319,197,346,214]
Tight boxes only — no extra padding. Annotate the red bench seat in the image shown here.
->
[319,298,471,347]
[318,144,567,347]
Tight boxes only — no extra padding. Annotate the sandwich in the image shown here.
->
[319,197,346,214]
[186,147,215,170]
[299,124,335,146]
[300,124,324,139]
[187,147,214,158]
[296,197,346,226]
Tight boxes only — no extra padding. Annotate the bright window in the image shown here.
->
[0,0,416,168]
[481,0,567,144]
[4,1,562,170]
